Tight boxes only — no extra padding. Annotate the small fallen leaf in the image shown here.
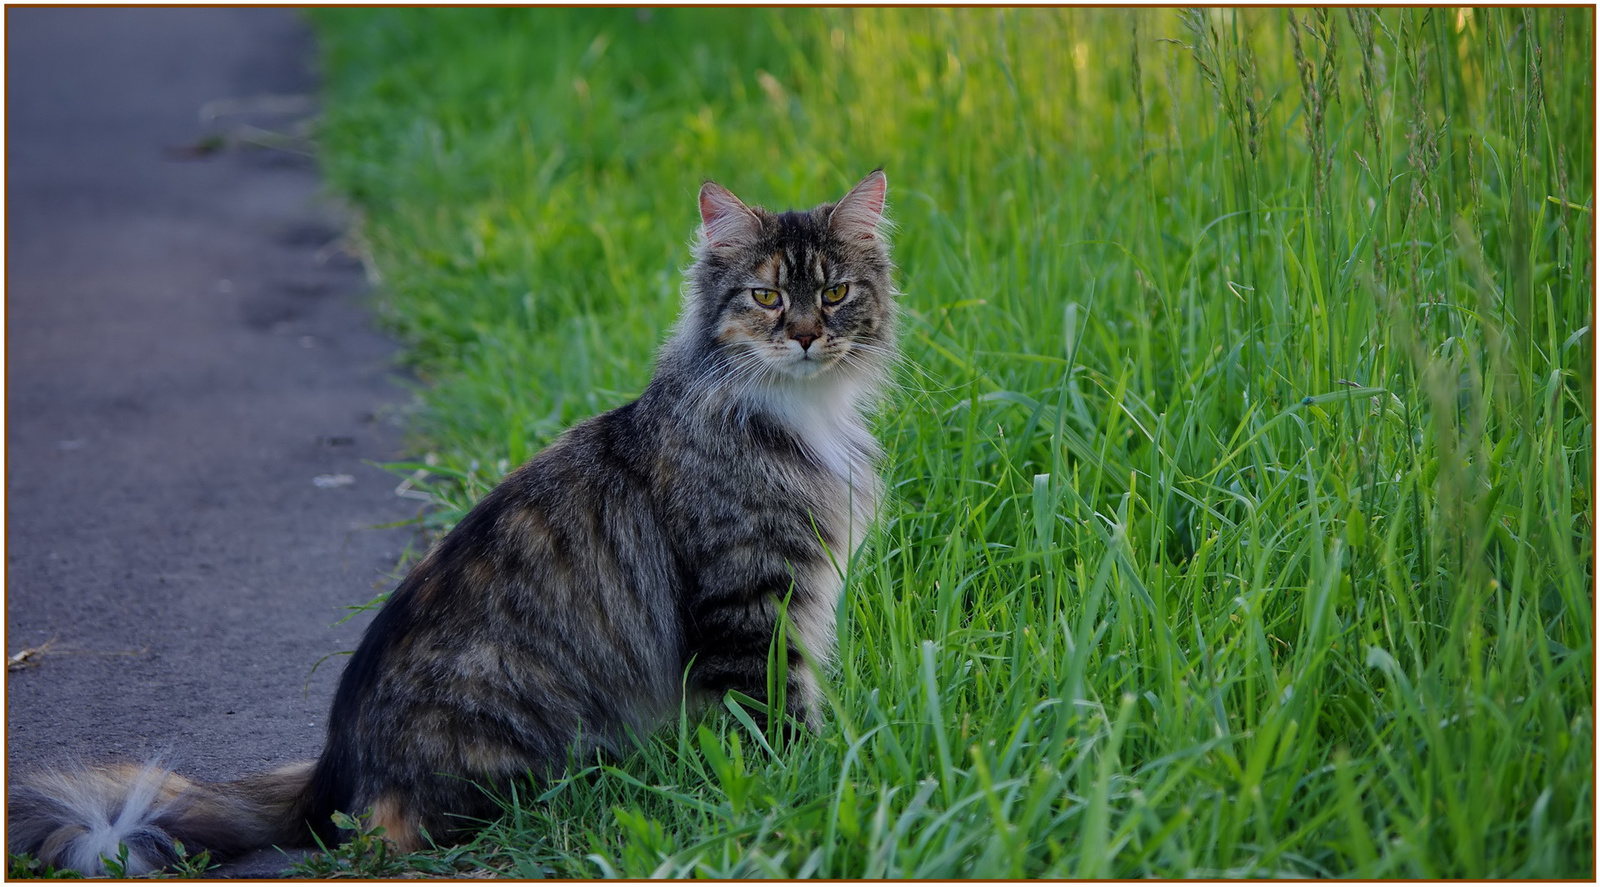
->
[8,640,54,671]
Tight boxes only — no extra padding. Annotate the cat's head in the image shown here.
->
[672,171,897,401]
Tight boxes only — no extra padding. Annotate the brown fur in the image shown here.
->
[367,793,423,853]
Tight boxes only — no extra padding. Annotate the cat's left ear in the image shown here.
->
[829,169,889,244]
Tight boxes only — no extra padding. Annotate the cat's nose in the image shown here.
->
[793,333,818,351]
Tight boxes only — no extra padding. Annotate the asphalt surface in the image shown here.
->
[6,9,420,876]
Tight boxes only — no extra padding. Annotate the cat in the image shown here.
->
[8,169,897,875]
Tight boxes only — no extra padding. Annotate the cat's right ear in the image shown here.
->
[698,182,762,250]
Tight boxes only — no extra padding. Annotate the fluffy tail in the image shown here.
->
[8,760,316,876]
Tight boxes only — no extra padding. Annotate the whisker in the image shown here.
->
[685,347,766,406]
[840,340,945,392]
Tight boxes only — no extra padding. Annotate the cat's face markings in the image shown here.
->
[713,245,857,379]
[695,171,891,383]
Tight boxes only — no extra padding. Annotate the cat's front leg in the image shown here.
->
[683,586,822,736]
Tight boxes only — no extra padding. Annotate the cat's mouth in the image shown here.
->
[776,344,839,379]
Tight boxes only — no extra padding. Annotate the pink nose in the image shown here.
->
[794,333,817,350]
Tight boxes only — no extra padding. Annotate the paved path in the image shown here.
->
[6,8,418,875]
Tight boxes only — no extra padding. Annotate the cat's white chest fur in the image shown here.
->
[745,374,880,675]
[754,373,882,548]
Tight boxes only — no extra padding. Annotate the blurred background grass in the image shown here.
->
[309,8,1592,878]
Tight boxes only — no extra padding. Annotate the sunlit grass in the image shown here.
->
[311,8,1593,877]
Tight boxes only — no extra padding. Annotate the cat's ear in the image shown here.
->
[698,181,762,250]
[829,169,889,243]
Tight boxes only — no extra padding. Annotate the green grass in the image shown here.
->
[308,8,1592,878]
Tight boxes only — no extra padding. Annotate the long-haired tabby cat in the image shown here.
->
[9,170,896,875]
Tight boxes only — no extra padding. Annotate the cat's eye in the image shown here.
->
[751,288,782,308]
[822,282,850,305]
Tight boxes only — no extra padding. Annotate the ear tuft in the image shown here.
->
[829,169,889,243]
[698,182,762,250]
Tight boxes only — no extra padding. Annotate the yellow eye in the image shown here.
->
[822,282,850,305]
[751,288,781,308]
